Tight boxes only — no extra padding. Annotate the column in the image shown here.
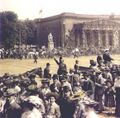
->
[82,30,87,48]
[61,20,65,48]
[113,30,119,48]
[105,30,109,48]
[98,30,101,47]
[90,30,94,46]
[76,31,80,47]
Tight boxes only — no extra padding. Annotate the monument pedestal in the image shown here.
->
[48,42,54,51]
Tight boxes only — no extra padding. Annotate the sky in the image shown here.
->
[1,0,120,20]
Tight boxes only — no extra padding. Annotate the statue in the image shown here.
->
[48,33,54,50]
[48,33,53,42]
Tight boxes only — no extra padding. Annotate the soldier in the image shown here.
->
[54,57,67,75]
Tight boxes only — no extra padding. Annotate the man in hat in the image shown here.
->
[58,86,75,118]
[60,75,72,95]
[89,60,98,72]
[81,72,94,98]
[50,74,61,94]
[44,63,51,80]
[103,49,113,65]
[74,60,80,75]
[33,52,38,64]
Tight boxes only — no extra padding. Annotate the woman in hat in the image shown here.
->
[45,92,61,118]
[21,100,42,118]
[104,81,115,114]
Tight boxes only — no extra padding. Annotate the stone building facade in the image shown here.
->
[36,12,120,49]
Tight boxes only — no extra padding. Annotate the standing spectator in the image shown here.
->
[114,76,120,117]
[44,63,51,80]
[97,53,103,66]
[58,86,75,118]
[104,81,115,114]
[103,49,113,65]
[50,74,61,94]
[33,52,38,63]
[74,60,80,75]
[46,93,61,118]
[94,71,106,113]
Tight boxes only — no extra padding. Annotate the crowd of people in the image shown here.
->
[0,49,120,118]
[0,46,101,60]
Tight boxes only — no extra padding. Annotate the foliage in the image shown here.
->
[0,11,37,49]
[1,11,18,49]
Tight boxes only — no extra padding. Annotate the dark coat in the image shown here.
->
[115,87,120,117]
[97,55,102,65]
[59,98,75,118]
[103,53,113,64]
[104,87,115,107]
[44,67,51,79]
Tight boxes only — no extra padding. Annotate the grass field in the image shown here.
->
[0,54,120,76]
[0,55,119,118]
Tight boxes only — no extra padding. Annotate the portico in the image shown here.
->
[74,19,120,49]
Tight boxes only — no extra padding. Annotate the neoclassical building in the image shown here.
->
[36,12,120,49]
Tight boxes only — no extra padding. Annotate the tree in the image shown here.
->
[24,19,37,45]
[1,11,18,49]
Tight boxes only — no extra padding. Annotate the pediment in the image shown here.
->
[83,19,120,30]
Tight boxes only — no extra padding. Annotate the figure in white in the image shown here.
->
[48,33,53,42]
[48,33,54,50]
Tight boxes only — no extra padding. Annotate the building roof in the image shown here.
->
[36,12,120,23]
